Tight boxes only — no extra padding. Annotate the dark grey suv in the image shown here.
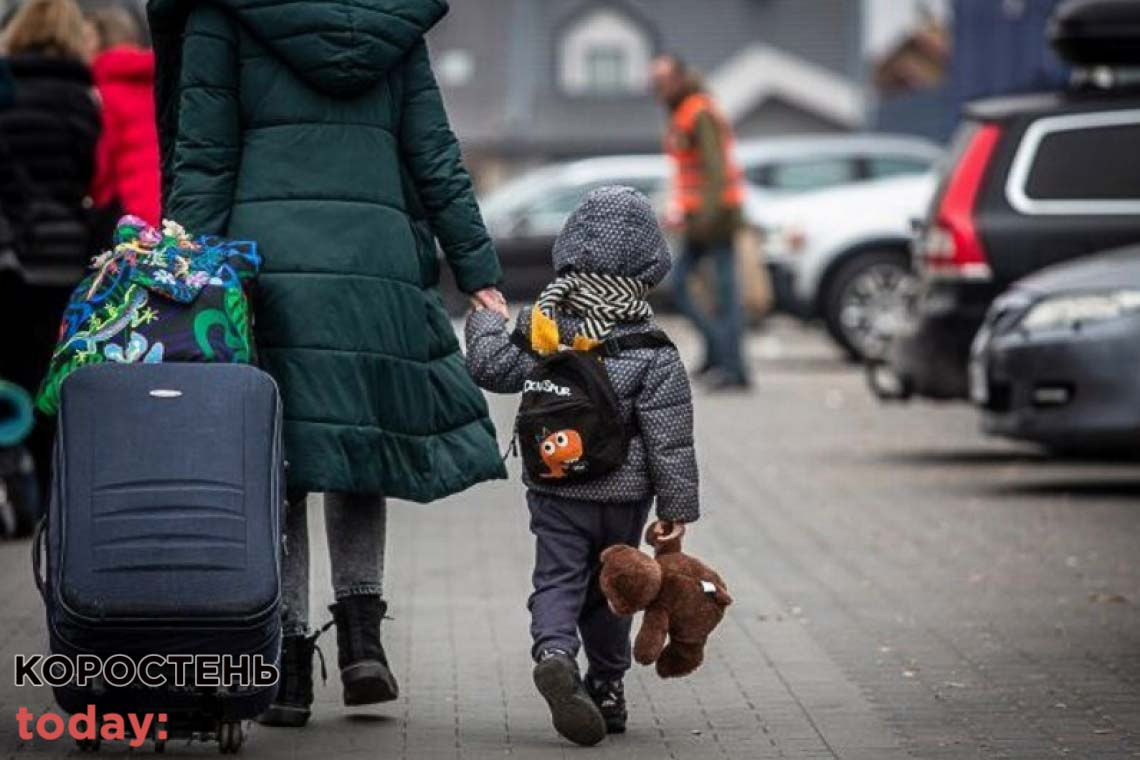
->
[874,0,1140,402]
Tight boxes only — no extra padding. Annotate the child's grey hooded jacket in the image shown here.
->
[465,186,699,523]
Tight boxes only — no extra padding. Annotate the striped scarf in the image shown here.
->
[530,272,652,354]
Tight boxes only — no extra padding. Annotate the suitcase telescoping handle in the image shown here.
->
[31,515,45,599]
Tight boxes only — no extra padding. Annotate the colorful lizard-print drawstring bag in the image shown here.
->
[36,215,261,415]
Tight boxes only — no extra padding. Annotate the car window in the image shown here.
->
[1007,110,1140,214]
[479,170,559,220]
[520,187,589,236]
[526,187,587,217]
[618,177,663,199]
[516,177,664,236]
[866,156,932,180]
[1025,124,1140,201]
[764,158,858,192]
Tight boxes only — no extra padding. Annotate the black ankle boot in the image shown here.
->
[257,631,327,727]
[329,595,399,705]
[587,676,628,734]
[533,650,606,746]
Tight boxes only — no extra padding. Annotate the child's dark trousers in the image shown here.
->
[527,489,653,681]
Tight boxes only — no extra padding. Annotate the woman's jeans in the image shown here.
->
[672,239,748,383]
[282,492,387,636]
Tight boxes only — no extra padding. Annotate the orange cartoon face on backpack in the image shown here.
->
[538,429,584,479]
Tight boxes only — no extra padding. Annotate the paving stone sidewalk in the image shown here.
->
[2,318,1140,759]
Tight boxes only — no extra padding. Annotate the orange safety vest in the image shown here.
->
[665,92,745,214]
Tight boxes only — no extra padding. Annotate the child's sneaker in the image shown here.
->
[533,650,606,746]
[587,676,628,734]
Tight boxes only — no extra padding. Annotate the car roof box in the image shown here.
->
[1050,0,1140,66]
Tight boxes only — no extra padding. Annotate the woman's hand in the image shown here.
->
[471,287,510,319]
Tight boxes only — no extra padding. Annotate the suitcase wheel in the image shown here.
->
[217,720,243,754]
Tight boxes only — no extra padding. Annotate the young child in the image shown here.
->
[465,186,699,746]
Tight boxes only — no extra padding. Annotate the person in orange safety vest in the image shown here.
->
[652,53,749,390]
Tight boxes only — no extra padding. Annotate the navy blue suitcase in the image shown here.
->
[34,363,284,751]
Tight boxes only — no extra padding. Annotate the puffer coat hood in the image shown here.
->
[552,185,672,286]
[149,0,447,97]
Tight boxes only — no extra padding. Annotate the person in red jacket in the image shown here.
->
[89,7,160,226]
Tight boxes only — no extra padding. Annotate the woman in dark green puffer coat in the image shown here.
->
[148,0,508,725]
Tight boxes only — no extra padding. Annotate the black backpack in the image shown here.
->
[510,329,673,484]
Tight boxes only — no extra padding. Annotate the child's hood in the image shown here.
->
[148,0,448,97]
[551,185,672,286]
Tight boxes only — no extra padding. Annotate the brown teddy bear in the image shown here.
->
[599,523,732,678]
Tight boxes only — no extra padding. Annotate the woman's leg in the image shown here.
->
[258,492,318,727]
[281,492,311,636]
[671,242,721,371]
[324,492,385,599]
[710,241,749,385]
[323,492,398,705]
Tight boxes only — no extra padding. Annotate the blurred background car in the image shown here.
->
[873,0,1140,401]
[738,133,939,200]
[754,170,937,360]
[479,155,669,302]
[475,134,940,306]
[970,244,1140,452]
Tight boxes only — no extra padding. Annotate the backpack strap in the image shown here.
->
[509,328,533,354]
[508,327,674,357]
[594,330,674,357]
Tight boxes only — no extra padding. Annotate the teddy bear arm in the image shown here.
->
[633,605,670,665]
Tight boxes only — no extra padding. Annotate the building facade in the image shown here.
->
[426,0,866,186]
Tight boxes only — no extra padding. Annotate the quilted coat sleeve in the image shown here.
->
[636,347,700,523]
[399,40,502,294]
[165,5,241,235]
[464,306,537,394]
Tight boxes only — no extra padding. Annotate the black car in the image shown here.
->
[970,245,1140,450]
[874,0,1140,401]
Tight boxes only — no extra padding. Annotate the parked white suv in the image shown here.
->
[752,172,938,360]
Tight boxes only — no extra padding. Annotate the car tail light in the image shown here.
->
[919,123,1002,281]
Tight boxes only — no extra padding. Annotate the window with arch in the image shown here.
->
[559,6,652,96]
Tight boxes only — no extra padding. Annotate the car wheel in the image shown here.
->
[822,249,918,362]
